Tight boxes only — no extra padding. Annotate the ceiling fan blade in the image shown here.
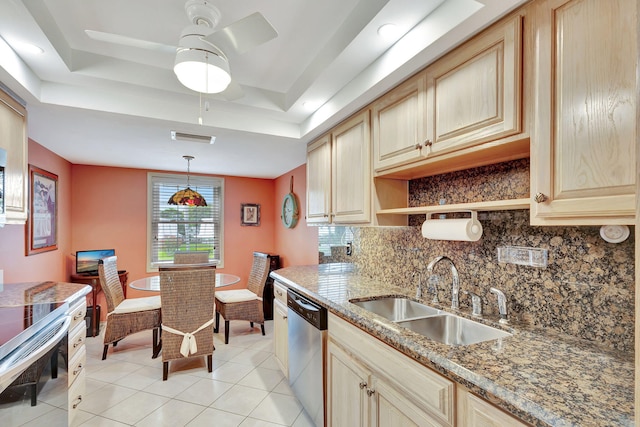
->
[204,12,277,55]
[84,30,177,54]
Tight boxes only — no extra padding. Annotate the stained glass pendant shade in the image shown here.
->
[168,155,207,206]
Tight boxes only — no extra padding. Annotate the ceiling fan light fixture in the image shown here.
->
[174,48,231,94]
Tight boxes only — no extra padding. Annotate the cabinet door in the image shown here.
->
[306,134,332,224]
[372,74,428,171]
[273,298,288,377]
[531,0,636,224]
[327,340,370,427]
[0,89,27,224]
[332,110,371,224]
[457,386,529,427]
[425,15,522,157]
[371,378,445,427]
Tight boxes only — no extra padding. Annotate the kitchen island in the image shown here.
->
[271,263,634,427]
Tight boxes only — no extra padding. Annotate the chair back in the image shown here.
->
[246,252,271,297]
[98,256,125,314]
[173,251,210,264]
[159,263,216,362]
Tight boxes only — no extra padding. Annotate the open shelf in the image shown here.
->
[377,198,530,215]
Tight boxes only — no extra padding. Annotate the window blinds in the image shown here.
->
[149,173,223,266]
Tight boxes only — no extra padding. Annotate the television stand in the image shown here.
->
[70,271,128,337]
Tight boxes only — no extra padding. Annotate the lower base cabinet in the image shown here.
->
[67,298,87,426]
[327,313,454,426]
[457,386,529,427]
[328,313,530,427]
[273,281,288,377]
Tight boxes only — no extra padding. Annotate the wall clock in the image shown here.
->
[281,176,299,229]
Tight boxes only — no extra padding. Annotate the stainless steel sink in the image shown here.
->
[396,314,511,346]
[350,297,442,321]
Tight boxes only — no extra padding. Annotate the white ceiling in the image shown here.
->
[0,0,527,178]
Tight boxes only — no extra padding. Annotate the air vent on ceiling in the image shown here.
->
[170,130,216,144]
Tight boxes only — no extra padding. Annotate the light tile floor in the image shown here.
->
[0,321,315,427]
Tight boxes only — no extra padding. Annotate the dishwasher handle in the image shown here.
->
[287,288,327,330]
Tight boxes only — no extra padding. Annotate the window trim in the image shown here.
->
[146,172,224,272]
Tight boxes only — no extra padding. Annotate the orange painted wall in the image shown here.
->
[70,165,280,301]
[273,164,319,267]
[0,139,73,283]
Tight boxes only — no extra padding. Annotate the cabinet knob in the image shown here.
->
[359,381,367,389]
[414,143,421,150]
[366,388,376,396]
[534,192,548,203]
[424,139,433,147]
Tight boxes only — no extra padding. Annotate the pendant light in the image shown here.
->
[168,155,208,206]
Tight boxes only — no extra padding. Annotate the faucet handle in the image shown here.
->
[490,287,508,324]
[463,291,482,317]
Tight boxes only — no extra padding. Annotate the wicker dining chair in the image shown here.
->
[214,252,270,344]
[173,251,210,264]
[98,256,162,360]
[159,263,217,380]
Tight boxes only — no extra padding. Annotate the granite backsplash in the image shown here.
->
[320,159,635,352]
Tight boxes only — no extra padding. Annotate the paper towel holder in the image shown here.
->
[422,210,483,241]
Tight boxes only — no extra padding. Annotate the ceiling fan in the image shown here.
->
[84,0,278,96]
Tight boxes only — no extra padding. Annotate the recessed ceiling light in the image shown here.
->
[377,23,399,40]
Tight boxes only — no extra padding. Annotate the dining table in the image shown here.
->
[129,273,241,292]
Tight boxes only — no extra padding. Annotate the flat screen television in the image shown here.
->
[76,249,115,276]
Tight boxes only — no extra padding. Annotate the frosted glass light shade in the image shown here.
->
[174,48,231,94]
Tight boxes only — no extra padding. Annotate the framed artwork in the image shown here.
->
[241,203,260,226]
[26,165,58,255]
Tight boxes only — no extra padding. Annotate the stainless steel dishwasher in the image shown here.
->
[287,288,327,427]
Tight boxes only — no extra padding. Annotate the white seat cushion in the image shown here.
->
[216,289,262,304]
[112,295,161,315]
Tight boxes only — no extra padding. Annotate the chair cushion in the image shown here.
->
[113,295,161,314]
[216,289,262,304]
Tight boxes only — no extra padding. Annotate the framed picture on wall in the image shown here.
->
[241,203,260,226]
[26,165,58,255]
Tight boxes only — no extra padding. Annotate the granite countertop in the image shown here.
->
[0,282,92,307]
[271,264,634,427]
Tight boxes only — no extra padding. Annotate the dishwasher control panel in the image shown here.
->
[287,288,327,330]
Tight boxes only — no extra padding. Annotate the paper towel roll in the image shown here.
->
[421,212,483,241]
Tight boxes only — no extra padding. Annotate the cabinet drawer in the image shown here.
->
[68,300,87,333]
[273,281,288,305]
[68,346,86,387]
[68,369,86,426]
[68,322,86,362]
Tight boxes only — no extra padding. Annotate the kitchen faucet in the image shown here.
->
[426,256,459,310]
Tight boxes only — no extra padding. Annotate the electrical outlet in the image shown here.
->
[346,242,353,256]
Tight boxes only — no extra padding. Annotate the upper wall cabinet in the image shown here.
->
[306,134,332,224]
[425,15,523,157]
[375,14,528,180]
[0,89,28,225]
[332,110,371,224]
[372,73,428,171]
[530,0,636,225]
[306,110,372,225]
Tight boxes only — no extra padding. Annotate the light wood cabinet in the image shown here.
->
[67,298,87,426]
[530,0,636,225]
[327,313,454,427]
[374,14,528,181]
[372,73,428,171]
[332,110,371,224]
[306,110,372,225]
[457,386,529,427]
[273,281,288,377]
[0,88,27,224]
[425,15,523,158]
[306,134,332,224]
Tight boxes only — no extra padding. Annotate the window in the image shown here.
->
[147,173,224,270]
